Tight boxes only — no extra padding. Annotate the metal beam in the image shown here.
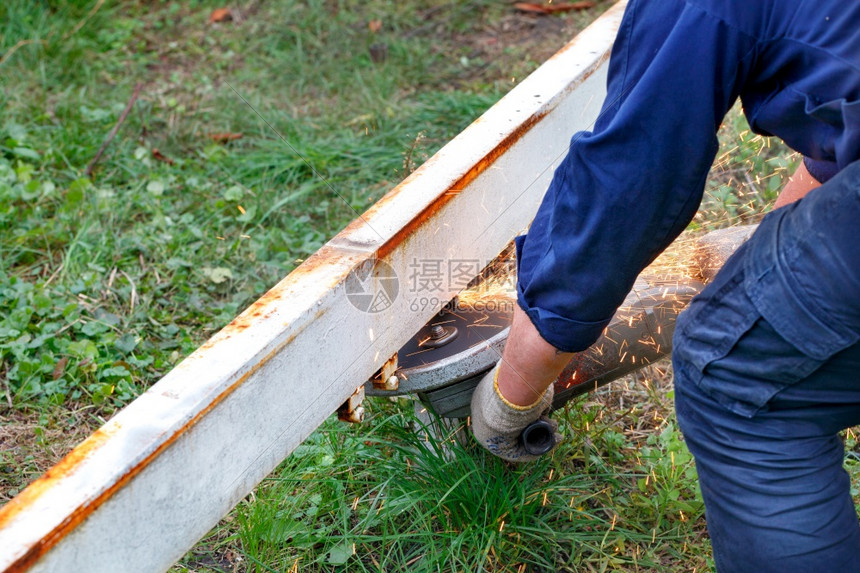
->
[0,3,626,571]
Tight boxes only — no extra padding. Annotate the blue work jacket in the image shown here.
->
[516,0,860,352]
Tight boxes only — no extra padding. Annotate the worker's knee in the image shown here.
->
[673,328,860,573]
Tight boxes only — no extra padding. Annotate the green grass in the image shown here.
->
[0,0,540,409]
[213,370,709,573]
[0,1,807,572]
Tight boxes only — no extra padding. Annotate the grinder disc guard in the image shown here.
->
[365,300,514,408]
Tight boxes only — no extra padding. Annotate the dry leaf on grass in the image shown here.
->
[209,8,234,23]
[208,132,243,143]
[514,1,595,14]
[52,357,69,381]
[152,148,175,165]
[369,43,388,63]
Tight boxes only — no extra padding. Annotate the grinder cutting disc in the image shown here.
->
[396,302,513,370]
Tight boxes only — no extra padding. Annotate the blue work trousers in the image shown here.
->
[672,160,860,572]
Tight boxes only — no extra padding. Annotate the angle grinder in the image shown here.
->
[366,225,756,456]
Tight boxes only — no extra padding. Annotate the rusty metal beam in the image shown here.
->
[0,3,627,571]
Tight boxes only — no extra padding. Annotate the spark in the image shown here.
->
[405,347,436,358]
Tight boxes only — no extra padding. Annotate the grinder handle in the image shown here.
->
[520,418,556,456]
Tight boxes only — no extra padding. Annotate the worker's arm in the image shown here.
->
[511,3,758,356]
[471,161,817,463]
[471,0,848,462]
[470,0,759,461]
[495,306,572,406]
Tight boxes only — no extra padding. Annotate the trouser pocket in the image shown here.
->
[673,245,828,418]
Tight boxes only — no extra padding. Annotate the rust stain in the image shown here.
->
[283,245,357,280]
[375,111,546,260]
[1,327,301,572]
[556,50,610,96]
[195,246,349,354]
[0,425,119,533]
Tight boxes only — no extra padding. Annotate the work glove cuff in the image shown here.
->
[470,365,560,462]
[483,367,552,424]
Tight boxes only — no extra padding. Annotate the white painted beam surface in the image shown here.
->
[0,3,626,571]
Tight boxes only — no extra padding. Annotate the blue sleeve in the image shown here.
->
[516,0,758,352]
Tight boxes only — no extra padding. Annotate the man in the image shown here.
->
[469,0,860,570]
